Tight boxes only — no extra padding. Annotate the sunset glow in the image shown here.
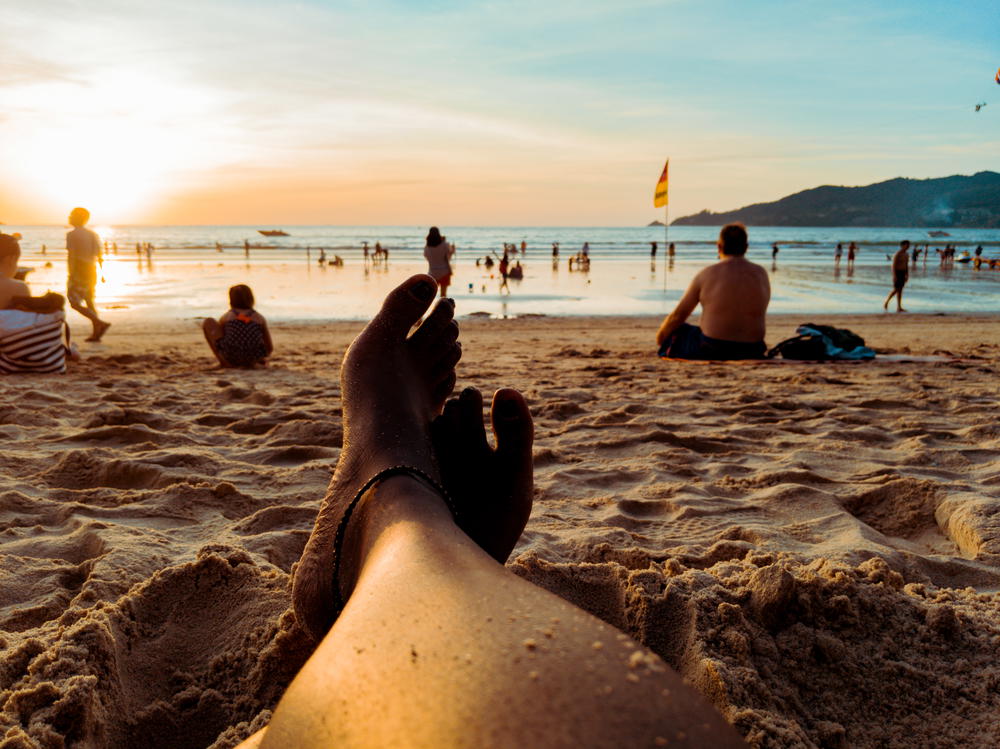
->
[1,0,997,225]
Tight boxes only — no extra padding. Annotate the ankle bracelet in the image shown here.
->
[330,465,458,615]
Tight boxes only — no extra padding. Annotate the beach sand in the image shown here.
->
[2,313,999,748]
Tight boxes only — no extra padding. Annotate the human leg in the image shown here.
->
[271,275,744,748]
[264,476,744,749]
[67,285,99,326]
[291,274,460,641]
[202,318,230,367]
[80,289,110,341]
[659,322,703,359]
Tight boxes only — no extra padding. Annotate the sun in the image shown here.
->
[4,69,236,223]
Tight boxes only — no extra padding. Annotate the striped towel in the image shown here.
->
[0,310,67,374]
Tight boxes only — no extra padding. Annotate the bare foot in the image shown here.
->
[433,387,533,563]
[86,320,111,342]
[292,275,461,642]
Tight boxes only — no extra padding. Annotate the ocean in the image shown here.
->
[6,225,1000,322]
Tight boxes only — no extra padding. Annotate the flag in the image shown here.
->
[653,159,669,207]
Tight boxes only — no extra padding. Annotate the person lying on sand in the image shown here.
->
[202,284,273,368]
[236,275,746,749]
[656,222,770,360]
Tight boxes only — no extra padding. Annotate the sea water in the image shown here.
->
[6,225,1000,321]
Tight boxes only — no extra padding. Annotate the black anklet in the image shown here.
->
[330,465,458,615]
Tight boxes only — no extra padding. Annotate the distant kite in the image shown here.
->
[975,102,987,112]
[996,67,1000,84]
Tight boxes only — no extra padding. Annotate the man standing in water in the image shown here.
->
[883,240,910,313]
[66,207,111,342]
[656,223,770,359]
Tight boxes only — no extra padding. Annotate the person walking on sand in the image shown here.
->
[883,240,910,313]
[650,241,657,258]
[498,250,511,293]
[235,275,746,749]
[423,226,455,297]
[65,207,111,342]
[656,223,770,360]
[202,284,273,368]
[847,241,857,271]
[835,243,843,268]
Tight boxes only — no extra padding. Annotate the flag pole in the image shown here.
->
[663,201,668,291]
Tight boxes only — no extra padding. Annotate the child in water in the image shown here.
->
[202,284,273,367]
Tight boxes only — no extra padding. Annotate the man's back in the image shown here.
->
[697,257,770,342]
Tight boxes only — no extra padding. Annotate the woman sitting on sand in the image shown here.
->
[238,275,745,749]
[202,284,273,368]
[0,232,73,373]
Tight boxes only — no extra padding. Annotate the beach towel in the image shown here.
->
[0,309,68,374]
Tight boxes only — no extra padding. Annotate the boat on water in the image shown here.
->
[927,230,951,238]
[258,229,289,237]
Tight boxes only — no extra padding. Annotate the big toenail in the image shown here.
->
[411,281,435,301]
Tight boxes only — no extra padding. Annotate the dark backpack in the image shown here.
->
[766,334,829,360]
[798,323,866,351]
[767,324,875,361]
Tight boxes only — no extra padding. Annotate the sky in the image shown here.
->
[1,0,997,226]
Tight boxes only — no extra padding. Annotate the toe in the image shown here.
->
[432,397,463,466]
[490,388,534,462]
[438,397,463,436]
[372,275,438,339]
[410,298,456,345]
[431,341,463,382]
[432,372,457,406]
[457,387,489,451]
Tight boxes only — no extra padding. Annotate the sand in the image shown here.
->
[1,312,999,748]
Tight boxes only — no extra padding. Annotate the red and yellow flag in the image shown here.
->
[653,159,669,207]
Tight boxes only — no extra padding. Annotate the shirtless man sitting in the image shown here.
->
[655,223,770,360]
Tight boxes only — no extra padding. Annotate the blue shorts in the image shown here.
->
[659,323,766,360]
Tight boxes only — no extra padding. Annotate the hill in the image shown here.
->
[672,172,1000,228]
